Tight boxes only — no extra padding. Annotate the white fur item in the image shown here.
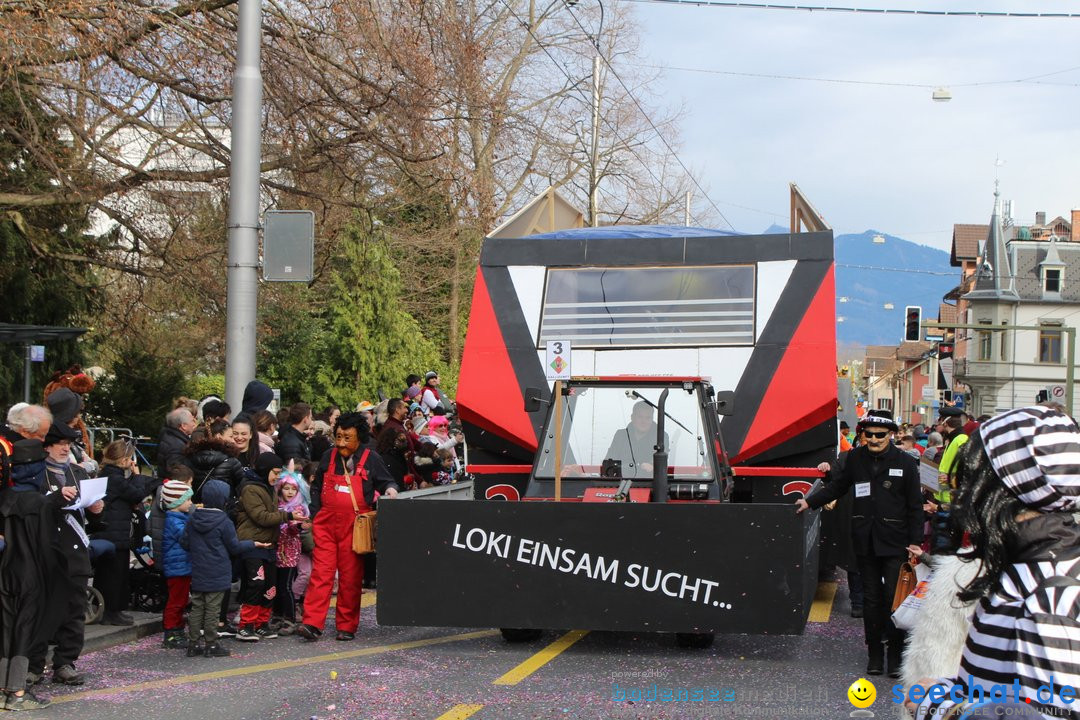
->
[898,553,984,718]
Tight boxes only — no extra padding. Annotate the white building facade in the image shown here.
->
[958,193,1080,415]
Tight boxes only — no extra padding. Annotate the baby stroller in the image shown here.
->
[129,540,167,613]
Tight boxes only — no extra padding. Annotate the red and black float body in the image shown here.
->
[377,226,836,637]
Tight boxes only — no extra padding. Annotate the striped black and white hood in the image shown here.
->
[916,511,1080,720]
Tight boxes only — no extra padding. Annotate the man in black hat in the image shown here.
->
[26,422,104,687]
[796,409,923,677]
[0,439,67,709]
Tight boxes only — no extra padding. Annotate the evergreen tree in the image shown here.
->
[324,217,445,405]
[0,76,100,404]
[257,284,336,406]
[90,344,186,439]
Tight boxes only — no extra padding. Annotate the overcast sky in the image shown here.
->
[624,0,1079,251]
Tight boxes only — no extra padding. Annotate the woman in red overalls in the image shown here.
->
[296,412,399,641]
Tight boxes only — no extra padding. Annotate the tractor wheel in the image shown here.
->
[500,628,543,643]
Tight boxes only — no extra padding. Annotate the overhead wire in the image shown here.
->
[494,0,710,227]
[636,62,1080,90]
[561,2,736,230]
[620,0,1080,19]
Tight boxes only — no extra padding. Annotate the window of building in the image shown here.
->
[1039,322,1063,364]
[1044,267,1062,294]
[538,265,755,348]
[1000,321,1008,361]
[876,398,893,412]
[977,321,992,361]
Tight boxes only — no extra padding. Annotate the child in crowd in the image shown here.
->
[151,464,193,646]
[274,467,309,628]
[291,462,319,610]
[235,453,304,642]
[431,448,456,486]
[160,479,195,649]
[181,479,266,658]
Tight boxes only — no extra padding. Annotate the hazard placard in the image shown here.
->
[545,340,571,381]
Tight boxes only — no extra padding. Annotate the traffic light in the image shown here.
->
[904,306,922,342]
[937,342,954,358]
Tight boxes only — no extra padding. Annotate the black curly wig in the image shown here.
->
[951,431,1029,602]
[334,411,371,444]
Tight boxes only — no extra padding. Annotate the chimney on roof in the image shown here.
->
[1072,209,1080,242]
[1036,211,1047,226]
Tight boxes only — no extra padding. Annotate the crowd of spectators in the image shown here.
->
[0,370,460,709]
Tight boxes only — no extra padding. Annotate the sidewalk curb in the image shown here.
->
[82,616,162,655]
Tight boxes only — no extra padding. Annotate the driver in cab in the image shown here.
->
[605,401,669,479]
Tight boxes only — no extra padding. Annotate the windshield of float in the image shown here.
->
[533,385,712,482]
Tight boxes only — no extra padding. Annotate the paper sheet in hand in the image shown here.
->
[63,476,107,511]
[919,461,940,492]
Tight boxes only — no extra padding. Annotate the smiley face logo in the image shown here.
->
[847,677,877,708]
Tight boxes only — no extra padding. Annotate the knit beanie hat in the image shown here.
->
[254,452,284,482]
[979,406,1080,513]
[161,479,194,510]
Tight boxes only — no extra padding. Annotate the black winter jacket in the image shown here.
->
[43,460,104,577]
[185,437,246,500]
[89,463,159,551]
[806,443,923,557]
[156,426,192,480]
[275,425,311,466]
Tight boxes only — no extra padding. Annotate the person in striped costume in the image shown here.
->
[908,406,1080,720]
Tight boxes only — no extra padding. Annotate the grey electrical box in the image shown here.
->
[263,210,314,282]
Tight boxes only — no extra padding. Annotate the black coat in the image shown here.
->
[155,426,192,480]
[0,486,67,687]
[89,464,159,551]
[806,444,923,557]
[381,447,409,486]
[42,461,103,577]
[185,437,246,500]
[275,425,311,466]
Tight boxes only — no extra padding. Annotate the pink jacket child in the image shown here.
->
[276,470,308,568]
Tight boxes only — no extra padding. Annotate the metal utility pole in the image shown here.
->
[685,191,692,227]
[225,0,264,412]
[589,54,600,227]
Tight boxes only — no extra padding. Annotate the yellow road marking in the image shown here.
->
[53,629,498,704]
[492,630,589,686]
[807,581,837,623]
[329,590,375,608]
[434,703,484,720]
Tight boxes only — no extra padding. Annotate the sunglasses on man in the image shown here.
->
[862,430,891,439]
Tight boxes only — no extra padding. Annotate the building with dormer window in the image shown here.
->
[951,191,1080,415]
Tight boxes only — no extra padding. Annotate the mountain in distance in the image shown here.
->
[761,225,958,346]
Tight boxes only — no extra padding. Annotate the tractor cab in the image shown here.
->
[523,377,733,503]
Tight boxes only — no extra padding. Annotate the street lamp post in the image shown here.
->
[225,0,264,412]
